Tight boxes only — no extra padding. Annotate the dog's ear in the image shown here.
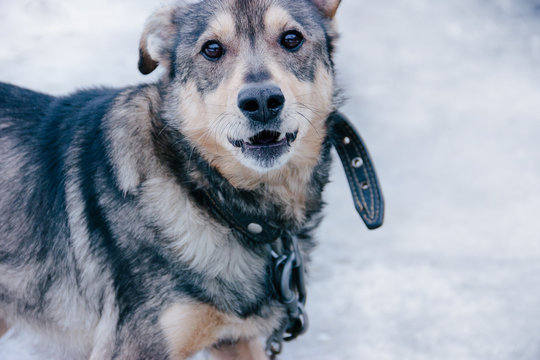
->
[310,0,341,19]
[138,5,179,75]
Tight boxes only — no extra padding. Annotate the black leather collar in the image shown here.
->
[199,111,384,242]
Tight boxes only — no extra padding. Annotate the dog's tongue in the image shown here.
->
[250,131,280,145]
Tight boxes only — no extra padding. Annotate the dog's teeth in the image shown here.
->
[286,131,298,144]
[229,139,244,148]
[278,133,286,141]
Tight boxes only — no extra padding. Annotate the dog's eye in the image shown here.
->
[201,41,224,61]
[280,31,304,51]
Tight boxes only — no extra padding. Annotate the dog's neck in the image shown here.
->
[211,159,318,222]
[151,113,332,234]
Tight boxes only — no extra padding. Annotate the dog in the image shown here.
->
[0,0,342,358]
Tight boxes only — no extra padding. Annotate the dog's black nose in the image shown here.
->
[238,84,285,124]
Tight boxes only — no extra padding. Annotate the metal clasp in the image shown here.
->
[267,232,309,359]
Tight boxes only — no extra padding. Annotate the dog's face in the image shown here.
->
[140,0,340,187]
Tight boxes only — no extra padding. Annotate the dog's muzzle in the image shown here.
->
[230,83,297,168]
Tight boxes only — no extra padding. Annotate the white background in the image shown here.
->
[1,0,540,359]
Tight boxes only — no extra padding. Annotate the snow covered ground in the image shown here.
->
[2,0,540,359]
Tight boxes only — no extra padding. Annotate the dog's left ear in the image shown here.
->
[138,5,179,75]
[310,0,341,19]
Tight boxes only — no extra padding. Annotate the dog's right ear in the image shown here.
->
[310,0,341,19]
[138,5,179,75]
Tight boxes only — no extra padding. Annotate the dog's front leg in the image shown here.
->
[209,339,268,360]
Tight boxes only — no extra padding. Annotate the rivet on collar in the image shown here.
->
[247,223,263,234]
[352,157,363,168]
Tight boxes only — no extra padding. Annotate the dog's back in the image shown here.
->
[0,84,124,354]
[0,83,119,255]
[0,83,53,143]
[0,83,56,255]
[0,83,53,112]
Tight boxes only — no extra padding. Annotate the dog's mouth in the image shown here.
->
[229,130,298,149]
[228,130,299,168]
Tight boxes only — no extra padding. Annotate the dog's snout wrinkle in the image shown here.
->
[237,84,285,124]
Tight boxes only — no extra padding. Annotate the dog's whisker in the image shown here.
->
[294,92,316,98]
[294,110,321,138]
[291,102,326,116]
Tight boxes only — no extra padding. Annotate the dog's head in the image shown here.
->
[140,0,340,188]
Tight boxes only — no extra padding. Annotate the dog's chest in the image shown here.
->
[140,176,269,294]
[140,176,287,353]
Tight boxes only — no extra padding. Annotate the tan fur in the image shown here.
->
[205,12,237,45]
[311,0,341,18]
[160,303,225,359]
[160,302,282,360]
[210,339,268,360]
[264,6,297,34]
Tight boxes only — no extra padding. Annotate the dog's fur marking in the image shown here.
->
[264,5,297,34]
[160,302,225,359]
[106,86,162,193]
[160,302,282,360]
[205,11,237,45]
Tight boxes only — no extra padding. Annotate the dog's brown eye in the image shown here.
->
[280,31,304,51]
[202,41,224,61]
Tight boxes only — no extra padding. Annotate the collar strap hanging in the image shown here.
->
[329,112,384,229]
